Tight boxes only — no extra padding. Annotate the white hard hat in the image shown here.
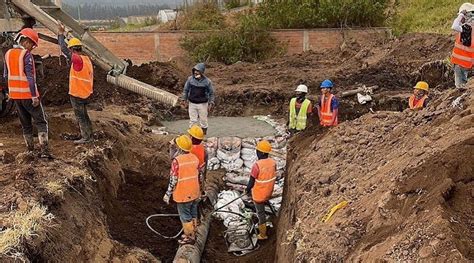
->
[460,3,474,13]
[295,84,308,93]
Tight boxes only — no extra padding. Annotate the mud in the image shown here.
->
[0,32,470,263]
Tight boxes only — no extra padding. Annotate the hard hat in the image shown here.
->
[320,79,334,89]
[175,135,192,152]
[256,140,272,154]
[187,125,204,140]
[19,28,39,46]
[460,3,474,13]
[67,38,82,48]
[295,84,308,93]
[414,81,429,91]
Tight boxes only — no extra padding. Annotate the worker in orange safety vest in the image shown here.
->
[451,3,474,89]
[58,24,94,144]
[163,135,201,245]
[409,81,429,110]
[316,79,339,127]
[245,140,277,240]
[4,28,50,157]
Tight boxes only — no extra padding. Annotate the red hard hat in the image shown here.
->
[19,28,39,46]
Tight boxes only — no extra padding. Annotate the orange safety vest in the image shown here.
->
[251,158,277,203]
[191,144,206,170]
[69,55,93,99]
[451,32,474,69]
[409,95,427,110]
[5,48,37,100]
[320,94,338,127]
[173,153,200,203]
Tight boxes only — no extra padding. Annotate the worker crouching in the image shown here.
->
[409,81,429,110]
[163,135,201,245]
[288,84,313,133]
[246,140,277,240]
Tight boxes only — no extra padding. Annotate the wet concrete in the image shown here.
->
[162,117,277,137]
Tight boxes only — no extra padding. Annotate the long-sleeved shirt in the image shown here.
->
[183,76,215,104]
[3,45,38,98]
[58,35,83,71]
[452,13,465,32]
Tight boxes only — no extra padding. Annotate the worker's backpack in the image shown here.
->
[461,24,472,47]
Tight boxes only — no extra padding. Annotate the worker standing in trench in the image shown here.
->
[4,28,51,157]
[409,81,430,110]
[451,3,474,89]
[288,84,313,133]
[58,24,94,144]
[182,63,215,135]
[245,140,277,240]
[163,135,201,245]
[316,79,339,127]
[188,125,208,225]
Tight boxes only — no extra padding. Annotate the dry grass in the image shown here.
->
[0,203,54,256]
[44,181,65,199]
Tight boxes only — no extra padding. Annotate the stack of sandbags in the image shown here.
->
[206,137,220,170]
[214,190,245,227]
[253,115,289,137]
[224,172,249,191]
[240,138,257,174]
[217,137,243,172]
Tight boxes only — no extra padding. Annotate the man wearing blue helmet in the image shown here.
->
[316,79,339,127]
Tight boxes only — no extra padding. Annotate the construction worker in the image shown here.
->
[58,24,94,144]
[188,125,207,186]
[245,140,276,240]
[288,84,312,132]
[451,3,474,89]
[163,135,201,245]
[4,28,50,157]
[182,63,215,135]
[316,79,339,127]
[409,81,429,110]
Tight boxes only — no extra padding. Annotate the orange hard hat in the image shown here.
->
[256,140,272,154]
[19,28,39,46]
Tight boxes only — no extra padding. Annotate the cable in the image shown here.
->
[146,214,183,239]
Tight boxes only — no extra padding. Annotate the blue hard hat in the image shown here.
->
[320,79,333,89]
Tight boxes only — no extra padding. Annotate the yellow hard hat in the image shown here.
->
[175,135,192,152]
[414,81,429,91]
[256,140,272,154]
[67,37,82,48]
[187,125,204,140]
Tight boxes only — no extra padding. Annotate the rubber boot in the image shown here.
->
[38,132,52,159]
[74,122,93,144]
[23,134,34,152]
[179,222,196,245]
[257,223,268,240]
[202,128,207,135]
[192,218,200,229]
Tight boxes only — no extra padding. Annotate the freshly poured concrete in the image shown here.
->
[162,117,277,137]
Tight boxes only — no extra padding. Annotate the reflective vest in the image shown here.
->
[69,55,93,99]
[451,32,474,69]
[252,158,277,203]
[191,144,206,170]
[5,48,37,100]
[320,94,338,127]
[409,95,427,110]
[173,153,200,203]
[289,98,311,131]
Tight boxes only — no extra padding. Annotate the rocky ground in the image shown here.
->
[1,32,472,262]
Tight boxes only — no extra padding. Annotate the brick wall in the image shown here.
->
[33,28,390,65]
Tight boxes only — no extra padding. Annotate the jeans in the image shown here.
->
[254,201,267,225]
[454,64,469,88]
[70,96,93,140]
[177,200,199,223]
[188,102,208,129]
[14,99,48,135]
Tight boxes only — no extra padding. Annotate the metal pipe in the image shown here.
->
[107,74,179,107]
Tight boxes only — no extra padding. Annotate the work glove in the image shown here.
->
[32,97,40,107]
[163,194,170,205]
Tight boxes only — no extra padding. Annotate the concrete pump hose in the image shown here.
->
[107,74,179,107]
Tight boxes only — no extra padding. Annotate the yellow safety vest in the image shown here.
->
[289,98,310,131]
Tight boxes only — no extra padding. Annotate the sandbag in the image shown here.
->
[217,149,240,163]
[221,158,244,171]
[219,137,242,151]
[241,138,256,149]
[243,159,255,169]
[225,182,247,192]
[274,157,287,170]
[225,174,249,186]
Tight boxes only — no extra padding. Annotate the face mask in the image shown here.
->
[195,74,202,79]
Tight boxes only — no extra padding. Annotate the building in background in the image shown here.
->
[158,9,177,23]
